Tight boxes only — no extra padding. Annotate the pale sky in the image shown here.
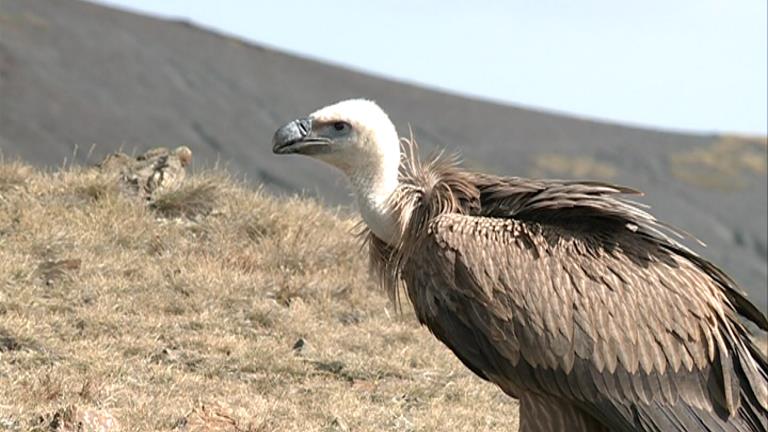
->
[89,0,767,135]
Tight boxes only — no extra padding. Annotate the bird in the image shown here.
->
[130,146,192,198]
[272,99,768,432]
[98,146,192,199]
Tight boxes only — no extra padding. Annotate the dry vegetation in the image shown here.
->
[0,160,518,431]
[669,135,767,190]
[528,153,617,180]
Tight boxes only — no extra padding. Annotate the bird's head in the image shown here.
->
[272,99,403,243]
[272,99,400,177]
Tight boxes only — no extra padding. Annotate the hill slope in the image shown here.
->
[0,161,518,431]
[0,0,764,311]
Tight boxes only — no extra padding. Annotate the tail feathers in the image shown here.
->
[635,399,766,432]
[634,360,767,432]
[612,341,767,432]
[741,334,768,410]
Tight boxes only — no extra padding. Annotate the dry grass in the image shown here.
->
[529,153,617,180]
[669,135,767,190]
[0,161,518,431]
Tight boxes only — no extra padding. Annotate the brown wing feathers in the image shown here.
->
[422,213,766,431]
[365,147,767,431]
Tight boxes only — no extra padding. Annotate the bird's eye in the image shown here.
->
[333,122,350,132]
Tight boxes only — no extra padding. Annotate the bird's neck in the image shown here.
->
[348,148,401,245]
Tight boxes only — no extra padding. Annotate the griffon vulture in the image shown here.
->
[272,99,767,432]
[99,146,192,199]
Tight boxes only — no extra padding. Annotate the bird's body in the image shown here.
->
[272,99,768,431]
[98,146,192,199]
[367,150,768,431]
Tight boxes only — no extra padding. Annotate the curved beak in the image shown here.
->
[272,117,331,155]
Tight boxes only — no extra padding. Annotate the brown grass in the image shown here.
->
[0,162,518,431]
[669,135,767,191]
[529,153,617,179]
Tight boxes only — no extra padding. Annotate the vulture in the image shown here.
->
[99,146,193,199]
[272,99,768,432]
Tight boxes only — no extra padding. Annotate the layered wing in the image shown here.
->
[404,212,766,431]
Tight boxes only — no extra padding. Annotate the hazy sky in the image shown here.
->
[89,0,767,135]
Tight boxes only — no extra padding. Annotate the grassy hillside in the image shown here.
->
[0,160,518,431]
[1,0,765,311]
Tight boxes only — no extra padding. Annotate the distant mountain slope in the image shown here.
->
[0,0,765,312]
